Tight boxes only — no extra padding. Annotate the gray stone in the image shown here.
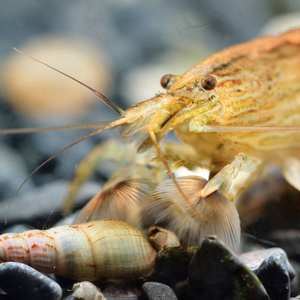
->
[269,230,300,261]
[0,144,34,200]
[141,282,177,300]
[0,180,101,227]
[0,262,62,300]
[1,223,33,234]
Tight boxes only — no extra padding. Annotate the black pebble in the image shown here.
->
[0,262,62,300]
[256,252,291,300]
[150,246,197,288]
[189,235,269,300]
[241,247,295,281]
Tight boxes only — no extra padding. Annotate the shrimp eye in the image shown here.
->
[201,75,217,91]
[160,74,172,89]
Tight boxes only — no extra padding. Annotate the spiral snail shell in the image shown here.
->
[72,281,107,300]
[0,219,157,281]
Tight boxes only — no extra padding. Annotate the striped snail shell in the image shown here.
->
[0,219,157,281]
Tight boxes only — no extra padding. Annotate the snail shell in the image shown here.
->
[72,281,107,300]
[147,226,180,251]
[0,219,157,281]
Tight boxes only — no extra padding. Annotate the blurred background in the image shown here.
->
[0,0,299,226]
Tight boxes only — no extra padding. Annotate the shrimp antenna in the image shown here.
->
[13,48,125,117]
[4,118,126,224]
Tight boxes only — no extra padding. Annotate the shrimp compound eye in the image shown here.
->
[201,75,217,91]
[160,74,172,89]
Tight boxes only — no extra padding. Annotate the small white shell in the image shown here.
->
[72,281,107,300]
[147,226,180,251]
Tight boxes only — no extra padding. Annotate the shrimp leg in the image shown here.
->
[281,156,300,191]
[200,153,264,201]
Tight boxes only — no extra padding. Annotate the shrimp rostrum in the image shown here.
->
[1,29,300,224]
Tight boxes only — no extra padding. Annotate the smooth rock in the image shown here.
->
[261,12,300,35]
[173,279,189,300]
[54,212,77,227]
[189,235,269,300]
[241,247,295,281]
[62,296,73,300]
[1,35,112,120]
[268,230,300,260]
[28,126,100,179]
[0,287,9,299]
[141,282,177,300]
[0,262,62,300]
[0,180,101,228]
[290,259,300,297]
[0,223,34,234]
[256,252,291,300]
[150,246,197,288]
[0,144,34,200]
[99,282,140,300]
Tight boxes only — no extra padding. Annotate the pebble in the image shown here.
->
[1,35,112,121]
[188,235,269,300]
[268,230,300,261]
[54,212,78,226]
[241,247,295,281]
[150,246,197,289]
[98,282,140,300]
[0,180,101,228]
[0,144,34,200]
[290,259,300,297]
[261,12,300,35]
[0,262,62,300]
[141,282,177,300]
[255,252,291,300]
[28,126,98,179]
[0,223,34,234]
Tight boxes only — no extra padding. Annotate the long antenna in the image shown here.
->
[4,117,126,224]
[13,48,126,117]
[0,122,115,135]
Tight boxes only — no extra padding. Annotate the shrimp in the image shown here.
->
[68,28,300,204]
[0,28,299,224]
[166,28,300,200]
